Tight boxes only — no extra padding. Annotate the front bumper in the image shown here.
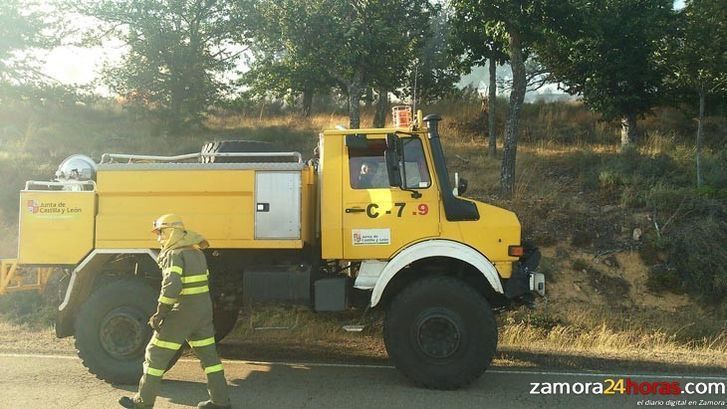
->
[504,244,545,302]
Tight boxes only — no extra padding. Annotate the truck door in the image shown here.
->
[342,134,440,260]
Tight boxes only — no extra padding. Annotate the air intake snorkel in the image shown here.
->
[423,114,479,222]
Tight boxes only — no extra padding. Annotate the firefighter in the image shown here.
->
[119,214,232,409]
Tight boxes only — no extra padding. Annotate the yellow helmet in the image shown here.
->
[151,214,185,233]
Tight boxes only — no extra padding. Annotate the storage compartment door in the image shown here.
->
[255,172,301,239]
[18,191,96,265]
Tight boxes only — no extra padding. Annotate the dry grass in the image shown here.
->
[0,320,74,354]
[499,317,727,368]
[207,112,354,132]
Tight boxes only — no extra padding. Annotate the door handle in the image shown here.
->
[345,207,365,213]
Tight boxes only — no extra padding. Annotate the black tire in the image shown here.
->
[200,140,282,163]
[75,278,156,384]
[383,276,498,390]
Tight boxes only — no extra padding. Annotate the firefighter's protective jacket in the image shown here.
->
[156,230,210,307]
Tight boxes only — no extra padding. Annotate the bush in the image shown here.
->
[665,213,727,302]
[639,190,727,302]
[598,170,623,191]
[0,292,56,328]
[646,264,684,294]
[583,146,727,302]
[703,150,727,189]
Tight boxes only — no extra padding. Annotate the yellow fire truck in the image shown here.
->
[6,111,544,390]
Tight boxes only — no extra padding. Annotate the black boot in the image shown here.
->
[119,396,150,409]
[197,400,232,409]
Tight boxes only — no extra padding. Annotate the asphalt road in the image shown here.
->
[0,353,725,409]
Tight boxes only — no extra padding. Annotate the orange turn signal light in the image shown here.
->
[508,245,524,257]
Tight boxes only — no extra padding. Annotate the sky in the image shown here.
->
[44,45,122,86]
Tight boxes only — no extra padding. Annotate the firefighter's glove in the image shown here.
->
[149,303,173,332]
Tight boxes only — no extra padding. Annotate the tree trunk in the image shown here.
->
[488,57,497,158]
[620,112,638,147]
[363,87,374,108]
[500,31,526,196]
[373,88,388,128]
[696,85,705,188]
[348,79,362,129]
[302,88,313,117]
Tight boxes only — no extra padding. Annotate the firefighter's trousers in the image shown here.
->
[135,295,229,407]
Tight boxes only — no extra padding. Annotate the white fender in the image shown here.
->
[369,239,504,307]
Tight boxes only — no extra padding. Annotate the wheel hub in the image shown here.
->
[416,313,461,359]
[99,307,148,360]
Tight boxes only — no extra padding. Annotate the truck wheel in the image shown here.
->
[75,278,156,384]
[200,140,278,163]
[383,276,498,390]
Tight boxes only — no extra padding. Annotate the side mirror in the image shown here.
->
[458,177,468,195]
[385,134,402,187]
[453,172,468,196]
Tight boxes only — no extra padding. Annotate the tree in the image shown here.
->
[450,3,508,158]
[664,0,726,187]
[451,1,564,195]
[77,0,249,132]
[406,9,461,106]
[250,0,433,129]
[0,0,58,86]
[536,0,674,147]
[374,6,459,128]
[243,1,335,117]
[243,52,333,117]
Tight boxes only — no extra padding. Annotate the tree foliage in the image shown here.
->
[450,1,510,158]
[663,0,727,187]
[404,8,461,105]
[78,0,249,131]
[664,0,726,108]
[0,0,58,85]
[536,0,674,146]
[248,0,434,128]
[242,0,335,116]
[449,1,509,69]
